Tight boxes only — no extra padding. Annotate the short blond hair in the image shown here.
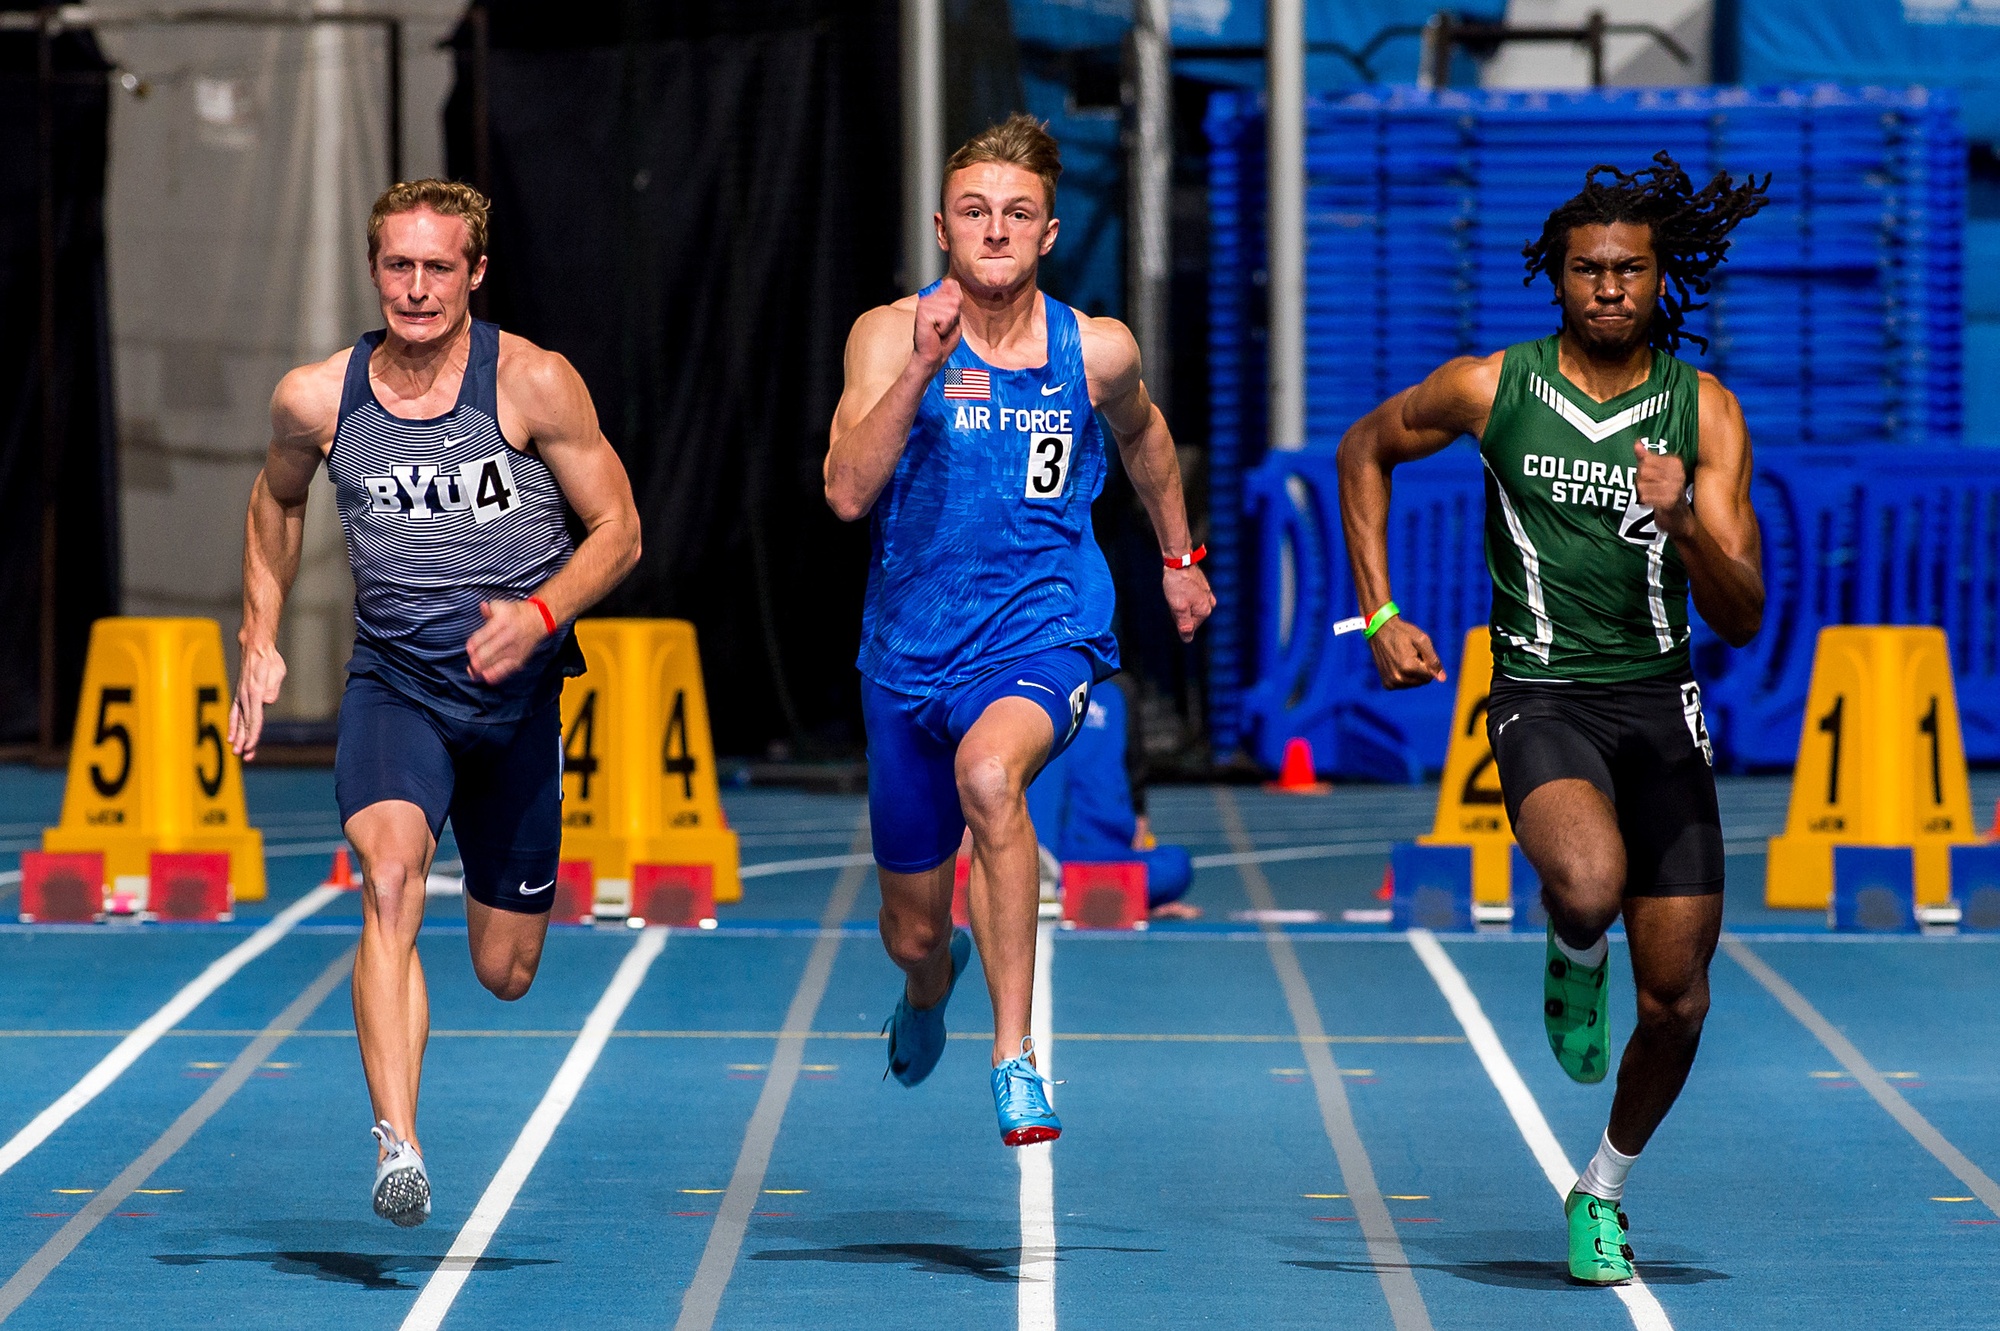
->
[367,179,490,265]
[943,114,1061,212]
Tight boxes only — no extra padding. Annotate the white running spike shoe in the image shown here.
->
[370,1119,431,1228]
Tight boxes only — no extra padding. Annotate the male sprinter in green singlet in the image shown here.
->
[1337,154,1768,1285]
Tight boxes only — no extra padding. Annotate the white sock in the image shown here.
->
[1552,932,1608,969]
[1575,1131,1639,1201]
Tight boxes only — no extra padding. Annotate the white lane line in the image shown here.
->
[399,926,669,1331]
[1018,919,1057,1330]
[1407,930,1672,1331]
[1190,841,1396,869]
[1214,791,1434,1331]
[673,824,872,1331]
[0,883,342,1180]
[0,946,356,1323]
[739,852,877,879]
[1723,936,2000,1216]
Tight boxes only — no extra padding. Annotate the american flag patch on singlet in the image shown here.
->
[942,366,991,400]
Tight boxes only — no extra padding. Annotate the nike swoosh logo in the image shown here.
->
[1017,680,1055,695]
[1041,382,1066,396]
[518,880,553,895]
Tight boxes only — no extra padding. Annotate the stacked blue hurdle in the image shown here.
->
[1207,85,1973,774]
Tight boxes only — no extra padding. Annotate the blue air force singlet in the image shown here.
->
[858,289,1120,695]
[329,319,582,722]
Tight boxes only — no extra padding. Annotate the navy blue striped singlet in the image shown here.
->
[329,318,582,723]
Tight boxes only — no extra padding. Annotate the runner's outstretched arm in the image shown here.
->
[468,343,642,684]
[1635,374,1763,647]
[825,280,964,521]
[1336,352,1503,689]
[1085,316,1214,643]
[231,363,338,760]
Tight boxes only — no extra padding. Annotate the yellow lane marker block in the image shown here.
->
[52,1190,94,1195]
[801,1064,838,1072]
[763,1189,808,1195]
[1341,1069,1374,1077]
[134,1189,182,1195]
[1935,1197,1976,1203]
[261,1062,296,1069]
[187,1062,226,1069]
[679,1189,725,1195]
[1884,1072,1919,1079]
[1270,1068,1306,1075]
[44,617,267,901]
[1419,628,1515,905]
[726,1064,768,1072]
[1386,1196,1431,1201]
[1303,1194,1347,1199]
[1810,1070,1846,1078]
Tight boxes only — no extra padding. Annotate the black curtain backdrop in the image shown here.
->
[0,19,119,746]
[447,1,898,758]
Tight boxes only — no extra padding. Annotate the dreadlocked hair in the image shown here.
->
[1521,150,1771,354]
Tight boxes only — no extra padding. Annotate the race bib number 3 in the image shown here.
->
[462,449,521,525]
[1025,431,1072,500]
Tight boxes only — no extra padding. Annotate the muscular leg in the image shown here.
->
[347,799,435,1154]
[466,899,550,1002]
[1606,893,1722,1154]
[1516,778,1625,950]
[876,857,959,1010]
[954,698,1054,1066]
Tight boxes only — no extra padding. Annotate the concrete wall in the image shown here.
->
[1483,0,1712,88]
[96,1,463,721]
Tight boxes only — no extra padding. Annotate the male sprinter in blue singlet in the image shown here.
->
[229,180,641,1225]
[827,116,1213,1145]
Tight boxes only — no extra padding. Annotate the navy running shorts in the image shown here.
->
[1486,672,1724,897]
[862,647,1096,874]
[334,672,563,914]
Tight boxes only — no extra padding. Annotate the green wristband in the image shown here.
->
[1364,601,1400,639]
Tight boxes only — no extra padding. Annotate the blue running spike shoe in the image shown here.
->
[992,1037,1062,1147]
[884,928,972,1087]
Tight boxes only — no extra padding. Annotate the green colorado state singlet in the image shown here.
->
[1479,334,1700,683]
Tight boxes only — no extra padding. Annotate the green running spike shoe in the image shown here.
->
[1543,925,1609,1084]
[1565,1187,1634,1285]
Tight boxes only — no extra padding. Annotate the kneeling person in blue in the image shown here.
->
[826,116,1213,1144]
[1026,679,1194,918]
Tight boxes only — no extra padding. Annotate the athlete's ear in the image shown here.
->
[468,254,488,292]
[1039,215,1059,257]
[934,210,948,253]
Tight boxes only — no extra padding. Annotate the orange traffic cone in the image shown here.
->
[1266,737,1331,794]
[325,847,355,890]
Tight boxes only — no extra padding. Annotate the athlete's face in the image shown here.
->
[1559,222,1659,356]
[936,162,1058,296]
[370,208,487,347]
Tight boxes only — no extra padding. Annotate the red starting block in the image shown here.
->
[19,851,104,923]
[952,854,972,927]
[1061,861,1149,930]
[553,860,596,924]
[149,851,233,922]
[631,863,715,928]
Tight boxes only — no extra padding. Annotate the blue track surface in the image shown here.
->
[0,767,1997,1328]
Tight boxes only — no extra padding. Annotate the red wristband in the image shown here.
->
[1163,544,1206,570]
[527,596,557,636]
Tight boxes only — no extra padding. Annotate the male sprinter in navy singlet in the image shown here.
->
[827,116,1213,1145]
[229,181,641,1225]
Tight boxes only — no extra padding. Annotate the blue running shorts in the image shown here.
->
[862,646,1096,875]
[334,673,563,914]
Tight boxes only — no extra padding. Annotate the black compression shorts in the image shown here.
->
[1485,673,1724,897]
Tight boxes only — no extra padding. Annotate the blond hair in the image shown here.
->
[942,114,1062,211]
[367,179,490,265]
